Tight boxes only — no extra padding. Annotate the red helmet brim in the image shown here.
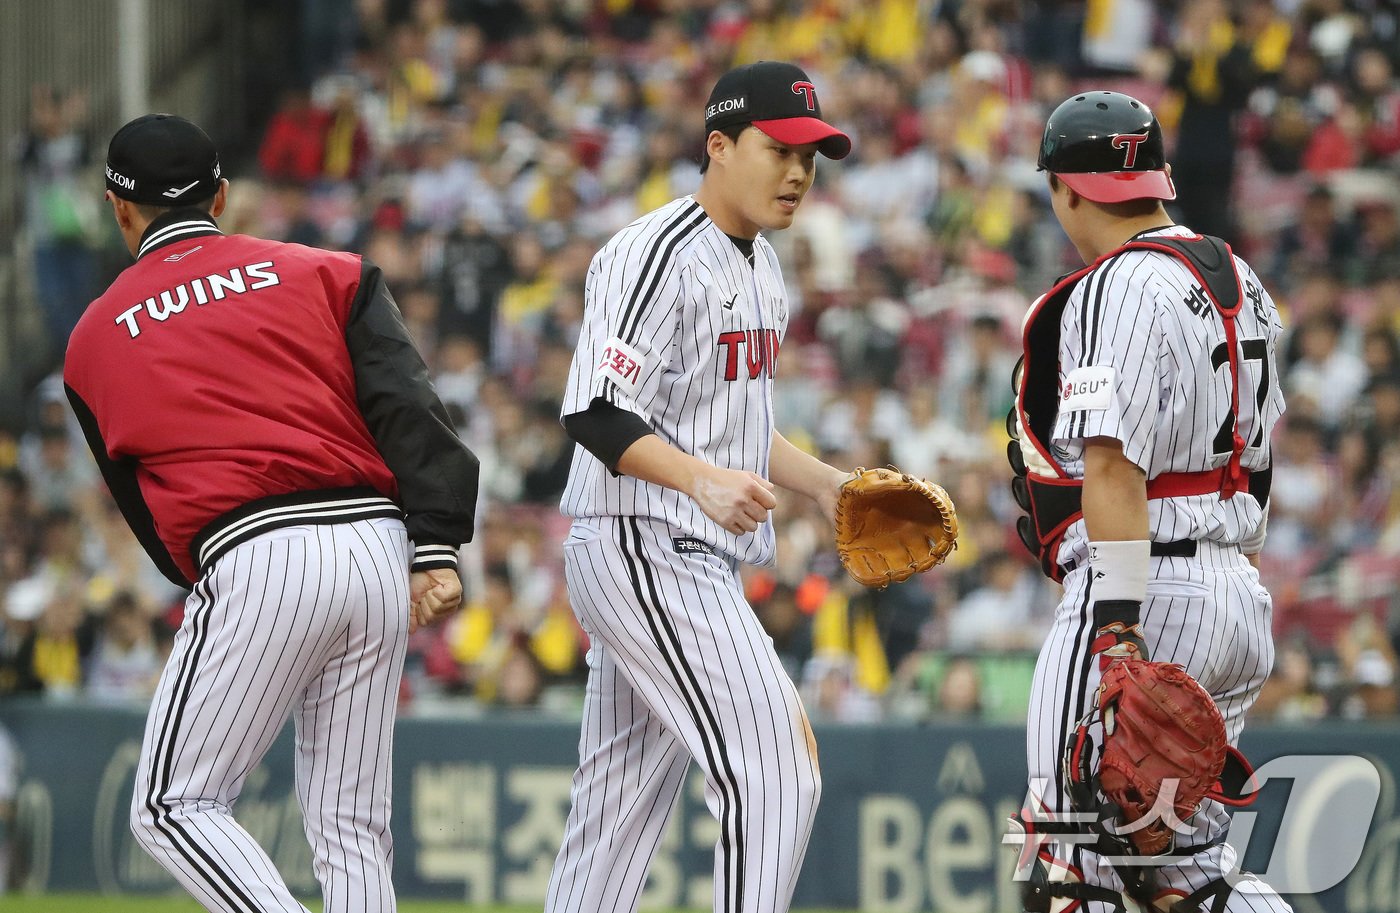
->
[1057,169,1177,203]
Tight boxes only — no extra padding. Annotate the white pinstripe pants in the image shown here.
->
[131,518,410,913]
[546,516,820,913]
[1026,541,1292,912]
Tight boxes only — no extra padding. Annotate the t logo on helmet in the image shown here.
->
[1111,132,1150,168]
[791,81,816,111]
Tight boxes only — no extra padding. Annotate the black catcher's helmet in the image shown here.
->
[1038,91,1176,204]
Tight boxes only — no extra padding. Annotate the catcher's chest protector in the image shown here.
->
[1009,235,1249,581]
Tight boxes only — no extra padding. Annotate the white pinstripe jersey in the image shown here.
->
[561,197,789,566]
[1050,227,1286,566]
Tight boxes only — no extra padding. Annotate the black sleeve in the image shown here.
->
[346,258,480,572]
[1250,460,1272,511]
[65,384,192,588]
[561,397,655,474]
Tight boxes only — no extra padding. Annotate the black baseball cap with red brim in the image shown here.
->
[705,61,852,160]
[1038,91,1176,204]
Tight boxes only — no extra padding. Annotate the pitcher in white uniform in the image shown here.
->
[545,61,853,913]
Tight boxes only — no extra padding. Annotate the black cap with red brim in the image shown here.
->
[705,61,852,160]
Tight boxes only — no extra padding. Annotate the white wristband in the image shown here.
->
[1088,539,1150,602]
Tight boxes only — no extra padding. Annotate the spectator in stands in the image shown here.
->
[491,633,546,708]
[0,577,47,695]
[1246,46,1336,177]
[18,508,88,598]
[257,86,328,184]
[1166,0,1257,241]
[889,385,975,482]
[1345,649,1398,719]
[1266,185,1355,292]
[317,74,374,182]
[0,470,34,570]
[518,401,573,504]
[1334,425,1389,549]
[927,153,978,252]
[1350,199,1400,286]
[1286,266,1346,327]
[444,566,515,696]
[944,551,1047,652]
[12,576,94,697]
[838,127,939,253]
[1285,312,1367,428]
[406,128,479,231]
[802,651,882,723]
[438,215,512,353]
[1299,105,1367,175]
[942,311,1019,432]
[815,374,906,460]
[16,425,96,514]
[84,589,161,703]
[494,232,560,371]
[19,85,99,351]
[752,580,813,682]
[1336,615,1399,719]
[815,264,908,387]
[933,654,984,719]
[1351,46,1400,166]
[1252,639,1328,723]
[1267,416,1339,557]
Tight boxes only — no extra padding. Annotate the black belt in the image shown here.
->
[1061,539,1197,573]
[1150,539,1198,558]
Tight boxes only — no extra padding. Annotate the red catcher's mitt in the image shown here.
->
[833,466,958,588]
[1090,660,1228,855]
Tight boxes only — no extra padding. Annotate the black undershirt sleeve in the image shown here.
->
[1249,461,1272,511]
[562,398,655,473]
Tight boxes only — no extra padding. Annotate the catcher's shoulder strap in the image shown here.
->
[1009,234,1251,581]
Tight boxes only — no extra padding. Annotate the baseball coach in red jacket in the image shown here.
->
[64,113,479,913]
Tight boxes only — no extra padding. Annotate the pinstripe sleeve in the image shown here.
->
[562,206,702,422]
[1052,257,1161,470]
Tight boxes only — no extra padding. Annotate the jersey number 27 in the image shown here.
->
[1209,336,1270,457]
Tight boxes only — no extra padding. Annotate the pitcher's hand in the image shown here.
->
[690,466,777,535]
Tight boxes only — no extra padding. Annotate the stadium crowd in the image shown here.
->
[6,0,1400,727]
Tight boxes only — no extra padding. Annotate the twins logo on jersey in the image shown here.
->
[717,329,780,381]
[114,261,282,339]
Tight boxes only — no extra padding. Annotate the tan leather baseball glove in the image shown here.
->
[834,467,959,588]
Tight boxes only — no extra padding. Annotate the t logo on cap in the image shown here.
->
[791,81,816,112]
[1111,133,1150,168]
[702,61,851,161]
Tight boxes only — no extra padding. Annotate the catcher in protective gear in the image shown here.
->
[834,466,958,587]
[1010,87,1289,913]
